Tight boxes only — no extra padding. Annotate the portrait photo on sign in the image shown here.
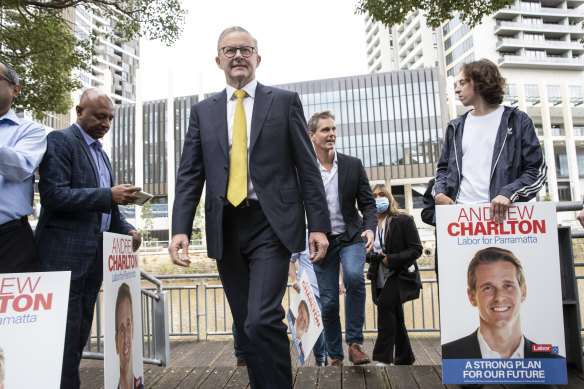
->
[287,271,323,365]
[103,232,144,389]
[437,203,565,359]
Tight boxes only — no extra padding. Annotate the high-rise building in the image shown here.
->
[31,5,141,226]
[365,10,445,73]
[364,0,584,205]
[39,5,140,131]
[74,6,140,105]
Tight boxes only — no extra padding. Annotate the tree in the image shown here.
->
[0,1,186,119]
[355,0,514,29]
[191,198,205,245]
[138,201,154,242]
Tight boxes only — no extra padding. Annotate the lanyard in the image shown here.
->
[377,216,389,249]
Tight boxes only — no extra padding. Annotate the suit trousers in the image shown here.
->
[372,276,415,365]
[217,202,292,389]
[0,217,37,273]
[60,240,103,389]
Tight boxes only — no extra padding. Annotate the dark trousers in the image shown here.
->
[60,241,103,389]
[0,217,37,273]
[372,276,415,365]
[217,202,292,389]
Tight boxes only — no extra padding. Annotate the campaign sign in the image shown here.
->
[0,271,70,388]
[103,232,144,389]
[286,271,324,366]
[437,202,567,385]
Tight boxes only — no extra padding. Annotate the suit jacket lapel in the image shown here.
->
[211,90,229,161]
[102,151,114,185]
[72,126,100,187]
[337,152,348,202]
[385,216,395,249]
[250,83,273,154]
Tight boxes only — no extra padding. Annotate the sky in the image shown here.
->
[139,0,369,101]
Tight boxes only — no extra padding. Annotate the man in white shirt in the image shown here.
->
[308,110,377,366]
[442,247,560,359]
[433,59,546,223]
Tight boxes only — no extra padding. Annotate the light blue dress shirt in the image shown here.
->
[0,109,46,224]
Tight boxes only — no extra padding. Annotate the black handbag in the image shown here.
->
[398,264,422,303]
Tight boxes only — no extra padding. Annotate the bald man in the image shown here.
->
[35,89,142,389]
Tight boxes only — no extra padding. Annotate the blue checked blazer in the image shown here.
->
[35,125,134,279]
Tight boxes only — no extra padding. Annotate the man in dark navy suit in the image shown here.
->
[168,26,330,389]
[36,89,142,389]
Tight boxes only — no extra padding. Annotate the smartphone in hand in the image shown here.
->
[134,190,154,206]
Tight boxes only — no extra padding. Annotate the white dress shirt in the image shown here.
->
[374,216,392,288]
[318,151,346,235]
[477,328,525,359]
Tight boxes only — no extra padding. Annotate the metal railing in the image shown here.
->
[140,239,204,253]
[84,270,170,366]
[122,270,441,341]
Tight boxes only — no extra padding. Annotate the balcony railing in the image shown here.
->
[496,38,584,52]
[494,4,584,18]
[495,21,584,34]
[498,54,584,69]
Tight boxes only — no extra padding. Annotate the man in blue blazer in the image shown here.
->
[168,26,331,389]
[35,89,142,389]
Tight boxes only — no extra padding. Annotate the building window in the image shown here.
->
[444,24,471,51]
[525,84,539,97]
[445,37,473,65]
[569,85,583,98]
[526,49,546,58]
[524,33,544,41]
[446,53,475,77]
[556,154,569,177]
[443,12,462,35]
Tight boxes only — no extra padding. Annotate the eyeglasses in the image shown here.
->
[0,73,15,85]
[219,46,256,58]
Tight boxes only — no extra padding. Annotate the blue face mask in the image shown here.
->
[375,198,389,213]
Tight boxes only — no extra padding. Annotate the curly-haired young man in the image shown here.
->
[433,59,547,223]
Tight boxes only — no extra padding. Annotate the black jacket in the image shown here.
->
[371,214,423,304]
[335,152,377,244]
[433,106,547,203]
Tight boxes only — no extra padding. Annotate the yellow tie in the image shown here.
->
[227,89,248,206]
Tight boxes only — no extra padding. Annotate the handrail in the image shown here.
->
[83,271,169,366]
[141,269,163,295]
[555,201,582,212]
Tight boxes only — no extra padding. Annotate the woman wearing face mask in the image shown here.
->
[368,183,422,366]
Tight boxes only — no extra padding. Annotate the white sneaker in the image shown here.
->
[376,362,389,366]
